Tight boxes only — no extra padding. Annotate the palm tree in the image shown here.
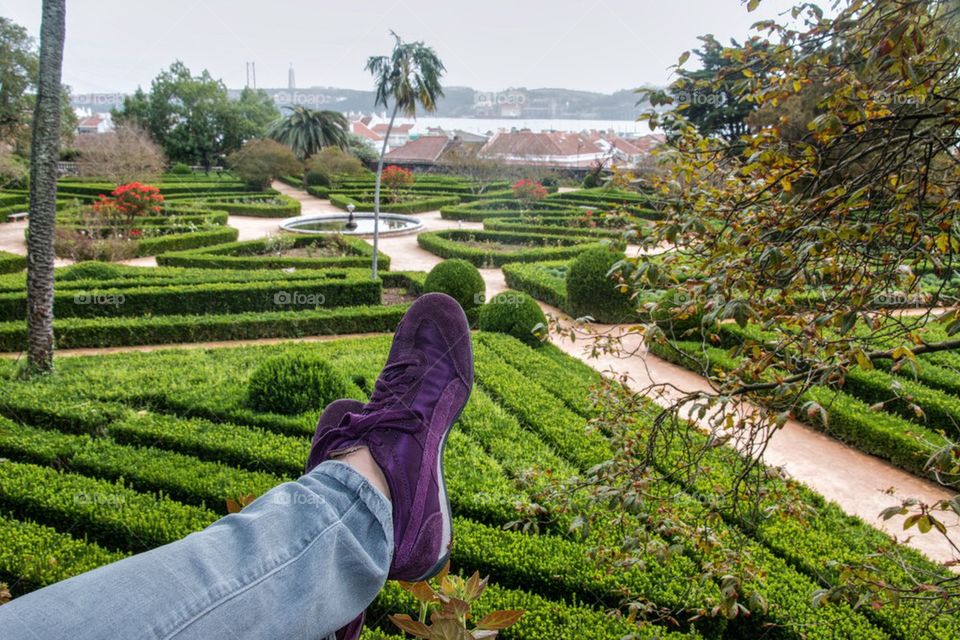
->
[26,0,66,374]
[365,32,445,279]
[267,106,348,184]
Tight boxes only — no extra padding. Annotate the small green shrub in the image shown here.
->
[424,259,485,310]
[58,261,125,282]
[247,353,348,415]
[478,291,547,347]
[566,247,634,323]
[170,162,192,175]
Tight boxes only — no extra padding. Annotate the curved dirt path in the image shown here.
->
[547,318,960,566]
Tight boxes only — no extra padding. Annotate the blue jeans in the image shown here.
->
[0,461,393,640]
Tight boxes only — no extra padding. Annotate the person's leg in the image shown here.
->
[0,460,392,640]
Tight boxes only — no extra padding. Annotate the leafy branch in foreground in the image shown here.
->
[556,0,960,628]
[390,561,524,639]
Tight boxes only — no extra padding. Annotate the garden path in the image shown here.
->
[547,317,960,566]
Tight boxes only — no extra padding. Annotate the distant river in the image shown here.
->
[390,116,648,136]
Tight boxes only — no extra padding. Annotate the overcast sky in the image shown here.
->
[3,0,801,95]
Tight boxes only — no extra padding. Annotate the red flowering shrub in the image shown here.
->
[92,182,164,229]
[381,165,415,202]
[512,179,547,206]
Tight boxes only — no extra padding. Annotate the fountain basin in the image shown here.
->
[280,213,424,236]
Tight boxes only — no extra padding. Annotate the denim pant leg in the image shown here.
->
[0,461,393,640]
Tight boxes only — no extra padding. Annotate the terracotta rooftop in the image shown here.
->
[351,121,382,142]
[480,131,603,158]
[383,136,451,164]
[372,123,414,135]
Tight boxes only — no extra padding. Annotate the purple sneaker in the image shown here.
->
[305,398,367,640]
[313,292,474,582]
[305,398,365,474]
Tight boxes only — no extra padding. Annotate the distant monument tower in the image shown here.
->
[288,64,295,90]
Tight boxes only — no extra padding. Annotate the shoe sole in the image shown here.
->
[414,331,473,583]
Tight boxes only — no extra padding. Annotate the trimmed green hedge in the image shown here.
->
[0,250,26,274]
[0,460,218,552]
[502,260,570,311]
[0,514,128,594]
[0,272,380,320]
[473,341,610,468]
[55,181,255,198]
[440,199,576,222]
[157,235,387,270]
[0,419,280,512]
[191,194,301,217]
[329,192,460,214]
[484,216,640,239]
[135,226,239,256]
[0,304,409,350]
[844,367,960,438]
[418,230,616,267]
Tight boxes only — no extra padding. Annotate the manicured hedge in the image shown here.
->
[157,235,387,270]
[135,226,239,256]
[0,514,128,594]
[196,194,301,217]
[0,271,380,320]
[0,304,410,351]
[477,333,598,417]
[0,419,280,512]
[484,216,641,239]
[473,341,610,468]
[0,250,26,274]
[440,198,575,222]
[278,174,304,188]
[418,230,616,267]
[329,192,460,214]
[107,412,308,477]
[502,260,569,311]
[0,460,218,552]
[844,367,960,437]
[54,181,255,198]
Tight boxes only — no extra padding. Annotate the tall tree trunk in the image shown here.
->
[26,0,66,375]
[371,103,399,280]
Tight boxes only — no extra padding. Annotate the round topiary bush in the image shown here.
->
[566,247,636,323]
[424,259,486,310]
[59,261,125,281]
[247,352,348,415]
[304,167,331,187]
[478,290,547,347]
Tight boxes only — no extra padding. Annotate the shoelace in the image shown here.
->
[316,356,424,453]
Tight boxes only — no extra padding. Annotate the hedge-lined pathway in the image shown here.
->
[1,183,956,566]
[546,318,960,566]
